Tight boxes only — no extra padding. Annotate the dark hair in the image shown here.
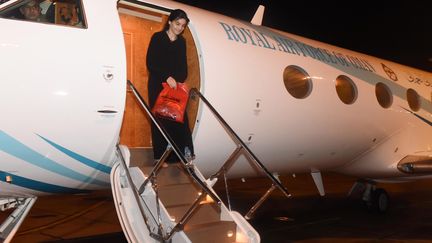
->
[163,9,189,31]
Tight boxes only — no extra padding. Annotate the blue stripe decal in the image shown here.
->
[401,107,432,126]
[37,135,112,174]
[0,171,89,194]
[0,131,109,187]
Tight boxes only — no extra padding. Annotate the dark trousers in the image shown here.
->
[150,113,194,163]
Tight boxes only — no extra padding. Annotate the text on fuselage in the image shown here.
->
[219,22,376,73]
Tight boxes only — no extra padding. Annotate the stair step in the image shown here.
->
[129,147,154,167]
[166,202,221,226]
[140,163,192,186]
[185,221,237,243]
[158,183,200,207]
[127,150,242,242]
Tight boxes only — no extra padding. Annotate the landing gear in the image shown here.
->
[368,188,389,213]
[348,179,389,213]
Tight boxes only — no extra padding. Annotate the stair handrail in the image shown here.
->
[127,80,220,204]
[126,80,223,239]
[115,145,163,241]
[189,88,292,200]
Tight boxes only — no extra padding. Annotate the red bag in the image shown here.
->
[152,82,189,123]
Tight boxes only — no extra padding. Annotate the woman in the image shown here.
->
[146,9,194,163]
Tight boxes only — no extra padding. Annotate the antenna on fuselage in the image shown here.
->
[251,5,265,25]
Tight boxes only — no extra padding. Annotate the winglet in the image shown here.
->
[251,5,265,25]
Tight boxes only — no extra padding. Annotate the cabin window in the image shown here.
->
[375,82,393,108]
[406,88,421,111]
[283,65,312,99]
[0,0,86,28]
[335,75,357,104]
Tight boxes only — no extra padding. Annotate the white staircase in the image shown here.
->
[111,146,260,243]
[113,81,291,242]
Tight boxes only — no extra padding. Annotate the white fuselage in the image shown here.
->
[0,0,125,196]
[0,0,431,197]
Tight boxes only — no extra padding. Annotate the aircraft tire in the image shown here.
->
[369,188,389,213]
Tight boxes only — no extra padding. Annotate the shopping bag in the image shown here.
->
[152,82,189,123]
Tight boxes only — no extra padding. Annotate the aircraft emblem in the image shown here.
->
[381,63,398,81]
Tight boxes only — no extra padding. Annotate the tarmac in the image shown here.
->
[3,172,432,243]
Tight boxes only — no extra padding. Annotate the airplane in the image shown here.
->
[0,0,431,242]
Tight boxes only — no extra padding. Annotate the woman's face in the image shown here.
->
[168,18,187,36]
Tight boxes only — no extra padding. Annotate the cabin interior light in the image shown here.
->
[206,195,214,203]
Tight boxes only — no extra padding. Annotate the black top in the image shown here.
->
[146,31,188,106]
[146,30,194,161]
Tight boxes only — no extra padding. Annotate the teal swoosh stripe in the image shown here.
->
[0,131,109,187]
[38,135,112,174]
[401,107,432,126]
[0,171,89,194]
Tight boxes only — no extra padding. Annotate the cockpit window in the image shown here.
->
[0,0,86,28]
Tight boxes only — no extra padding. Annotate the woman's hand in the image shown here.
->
[166,77,177,89]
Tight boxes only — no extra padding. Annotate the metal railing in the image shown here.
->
[115,145,162,241]
[189,88,292,219]
[126,80,222,241]
[123,79,292,241]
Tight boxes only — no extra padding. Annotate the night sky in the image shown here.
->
[174,1,432,73]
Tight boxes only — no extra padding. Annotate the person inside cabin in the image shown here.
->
[146,9,195,165]
[41,0,83,26]
[19,0,47,22]
[1,0,83,26]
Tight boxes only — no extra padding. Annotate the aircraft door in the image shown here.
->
[117,2,201,149]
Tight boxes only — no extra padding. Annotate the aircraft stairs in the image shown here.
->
[110,81,292,242]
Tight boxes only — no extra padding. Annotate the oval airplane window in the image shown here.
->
[283,65,312,99]
[375,82,393,108]
[335,75,357,104]
[407,88,421,111]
